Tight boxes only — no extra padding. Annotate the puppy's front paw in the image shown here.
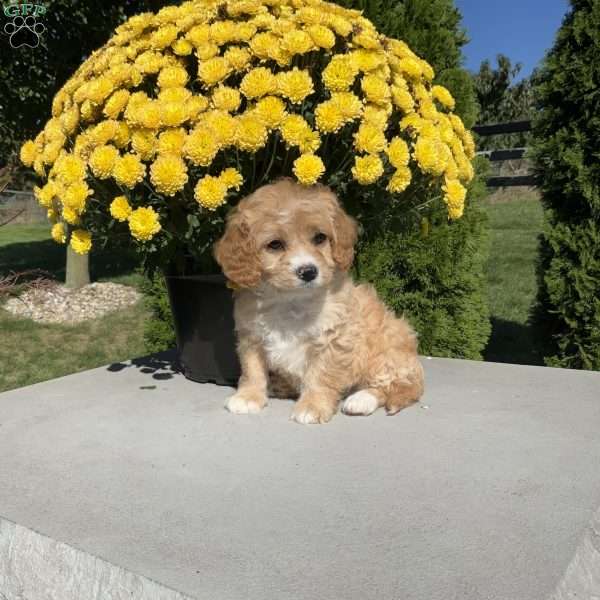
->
[225,390,267,415]
[290,401,334,425]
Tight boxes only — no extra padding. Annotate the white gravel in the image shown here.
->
[2,282,141,325]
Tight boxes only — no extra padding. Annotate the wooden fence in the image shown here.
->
[472,120,535,187]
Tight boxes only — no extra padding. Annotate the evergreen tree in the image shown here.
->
[530,0,600,370]
[338,0,491,359]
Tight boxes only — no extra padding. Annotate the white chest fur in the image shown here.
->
[254,292,325,379]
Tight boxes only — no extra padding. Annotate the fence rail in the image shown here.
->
[473,120,535,188]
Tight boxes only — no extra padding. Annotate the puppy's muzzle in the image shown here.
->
[296,264,318,282]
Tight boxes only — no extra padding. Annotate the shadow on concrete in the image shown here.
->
[484,317,544,366]
[108,350,180,382]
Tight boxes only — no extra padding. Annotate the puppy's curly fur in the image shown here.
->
[214,178,424,424]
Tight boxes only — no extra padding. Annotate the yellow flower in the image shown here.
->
[392,86,415,113]
[443,178,466,219]
[47,208,58,223]
[293,154,325,185]
[398,57,422,79]
[387,167,411,193]
[186,24,210,47]
[326,14,353,37]
[33,181,57,207]
[277,68,314,104]
[200,110,238,147]
[194,175,228,210]
[160,101,188,127]
[112,153,146,188]
[198,57,231,86]
[224,46,252,70]
[158,128,186,155]
[172,38,193,56]
[113,121,130,148]
[159,86,192,104]
[315,100,345,133]
[354,122,387,154]
[131,129,157,160]
[62,181,92,212]
[129,206,162,241]
[331,92,363,122]
[110,195,132,221]
[307,25,336,49]
[351,49,386,72]
[60,105,80,135]
[86,77,114,104]
[432,85,455,109]
[89,145,119,179]
[387,137,410,168]
[240,67,277,99]
[54,153,86,184]
[187,95,210,121]
[150,24,178,49]
[20,140,37,166]
[197,43,219,60]
[249,32,279,60]
[42,141,63,165]
[322,56,358,91]
[51,222,66,244]
[361,74,391,105]
[220,167,243,190]
[103,89,130,119]
[138,101,162,129]
[212,86,242,112]
[253,96,286,128]
[62,206,79,225]
[210,20,239,46]
[279,114,320,153]
[235,114,268,152]
[150,153,188,196]
[184,127,219,166]
[157,65,189,88]
[414,136,448,176]
[352,155,384,185]
[281,30,314,55]
[70,229,92,254]
[362,104,389,128]
[462,130,476,159]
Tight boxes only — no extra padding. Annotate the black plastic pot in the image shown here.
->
[164,274,241,385]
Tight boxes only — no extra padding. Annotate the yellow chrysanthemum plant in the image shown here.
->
[20,0,475,272]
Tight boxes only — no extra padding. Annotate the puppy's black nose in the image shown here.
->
[296,264,318,282]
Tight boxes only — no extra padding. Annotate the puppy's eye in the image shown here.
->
[267,239,285,251]
[313,232,327,245]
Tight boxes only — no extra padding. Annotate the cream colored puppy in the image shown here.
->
[214,178,424,424]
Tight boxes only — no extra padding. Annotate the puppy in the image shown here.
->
[214,178,424,424]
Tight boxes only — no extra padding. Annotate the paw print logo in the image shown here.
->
[4,15,45,48]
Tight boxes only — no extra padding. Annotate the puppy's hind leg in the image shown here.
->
[383,359,425,415]
[342,388,385,416]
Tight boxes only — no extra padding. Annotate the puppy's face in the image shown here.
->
[214,179,358,291]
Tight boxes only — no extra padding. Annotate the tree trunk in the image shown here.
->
[65,246,90,289]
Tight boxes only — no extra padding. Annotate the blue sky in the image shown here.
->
[455,0,570,79]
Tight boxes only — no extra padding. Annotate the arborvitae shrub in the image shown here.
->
[340,0,490,358]
[530,0,600,370]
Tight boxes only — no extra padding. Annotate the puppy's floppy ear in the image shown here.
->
[213,208,262,289]
[330,197,358,271]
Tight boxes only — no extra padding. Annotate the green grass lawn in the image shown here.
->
[0,224,148,392]
[481,191,545,365]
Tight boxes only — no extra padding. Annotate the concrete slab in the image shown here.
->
[0,355,599,600]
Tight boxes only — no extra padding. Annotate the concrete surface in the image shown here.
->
[0,355,599,600]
